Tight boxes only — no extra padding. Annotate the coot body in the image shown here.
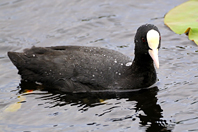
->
[8,24,161,93]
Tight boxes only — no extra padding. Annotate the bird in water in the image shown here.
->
[8,24,161,93]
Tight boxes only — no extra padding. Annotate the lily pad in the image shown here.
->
[164,0,198,45]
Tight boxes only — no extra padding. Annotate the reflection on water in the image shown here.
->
[1,0,197,131]
[18,81,172,131]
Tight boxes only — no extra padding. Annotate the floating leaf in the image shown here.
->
[4,90,34,112]
[4,96,26,112]
[164,0,198,45]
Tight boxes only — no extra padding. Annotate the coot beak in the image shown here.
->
[149,49,159,68]
[147,29,160,68]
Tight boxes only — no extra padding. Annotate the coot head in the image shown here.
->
[134,24,161,68]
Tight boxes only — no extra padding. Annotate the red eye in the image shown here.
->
[142,38,146,42]
[159,36,161,40]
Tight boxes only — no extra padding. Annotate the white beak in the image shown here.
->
[149,49,159,68]
[147,29,160,68]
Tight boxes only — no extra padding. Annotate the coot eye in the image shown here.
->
[142,38,146,42]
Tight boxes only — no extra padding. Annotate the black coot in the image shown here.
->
[8,24,161,92]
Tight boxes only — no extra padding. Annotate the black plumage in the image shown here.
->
[8,24,161,93]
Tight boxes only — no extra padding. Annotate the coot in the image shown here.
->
[8,24,161,92]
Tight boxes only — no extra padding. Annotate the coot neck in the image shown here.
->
[131,52,155,72]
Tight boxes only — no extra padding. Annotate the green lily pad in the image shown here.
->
[164,0,198,45]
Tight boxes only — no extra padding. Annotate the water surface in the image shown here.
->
[1,0,198,132]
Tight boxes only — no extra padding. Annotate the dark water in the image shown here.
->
[1,0,198,131]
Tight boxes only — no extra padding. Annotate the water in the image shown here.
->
[1,0,198,131]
